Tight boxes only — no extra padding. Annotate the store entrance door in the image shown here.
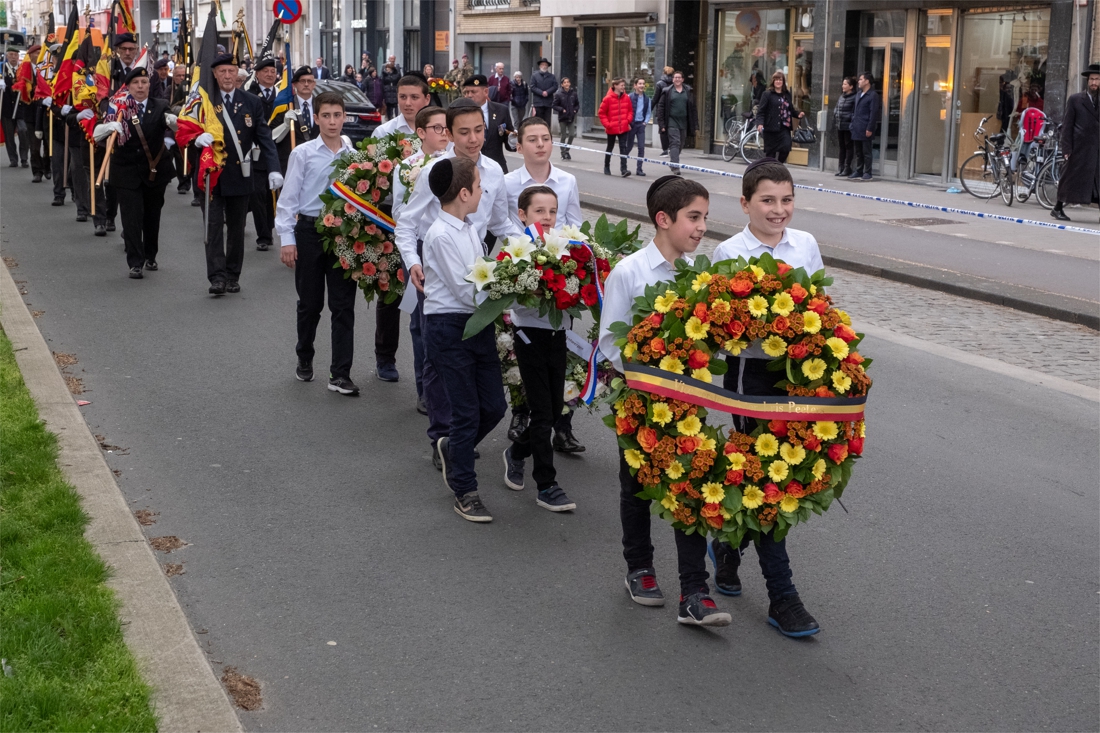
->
[860,41,903,177]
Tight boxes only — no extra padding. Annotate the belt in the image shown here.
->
[298,214,318,225]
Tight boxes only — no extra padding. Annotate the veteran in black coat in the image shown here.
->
[245,57,280,250]
[461,74,515,172]
[269,66,321,174]
[1052,65,1100,220]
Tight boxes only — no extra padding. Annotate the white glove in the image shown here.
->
[42,97,52,108]
[93,121,123,141]
[0,79,6,91]
[61,104,73,115]
[76,108,95,121]
[270,122,289,142]
[164,113,178,131]
[283,109,298,123]
[268,171,284,190]
[35,130,43,139]
[194,132,214,148]
[163,136,176,149]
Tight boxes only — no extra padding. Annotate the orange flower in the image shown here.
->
[676,435,702,454]
[649,337,667,355]
[692,301,709,322]
[806,298,828,315]
[788,282,808,303]
[700,502,722,518]
[706,514,724,529]
[845,351,864,365]
[834,323,858,342]
[763,483,783,504]
[615,416,636,435]
[725,469,744,485]
[636,426,659,453]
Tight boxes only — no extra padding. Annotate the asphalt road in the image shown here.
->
[2,167,1098,731]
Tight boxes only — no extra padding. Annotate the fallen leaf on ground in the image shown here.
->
[3,257,17,268]
[53,352,78,368]
[65,376,84,395]
[164,563,185,577]
[222,667,262,710]
[149,536,187,553]
[31,311,44,318]
[133,509,158,526]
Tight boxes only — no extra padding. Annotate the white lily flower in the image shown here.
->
[541,232,568,260]
[558,224,587,242]
[563,381,580,402]
[502,237,536,262]
[505,366,523,385]
[465,259,498,290]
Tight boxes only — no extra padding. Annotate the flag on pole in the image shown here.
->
[116,0,136,35]
[51,1,82,100]
[176,5,226,192]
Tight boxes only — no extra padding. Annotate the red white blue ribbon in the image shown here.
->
[580,343,601,405]
[329,180,396,233]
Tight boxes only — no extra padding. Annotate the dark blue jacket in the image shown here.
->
[628,91,651,124]
[849,88,880,137]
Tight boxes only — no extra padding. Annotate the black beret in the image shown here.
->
[124,66,149,84]
[428,158,454,199]
[115,33,137,46]
[253,57,276,71]
[153,58,169,69]
[291,65,315,82]
[211,53,237,69]
[463,74,487,88]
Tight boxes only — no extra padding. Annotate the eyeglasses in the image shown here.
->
[422,124,446,135]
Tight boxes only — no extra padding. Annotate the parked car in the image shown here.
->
[315,80,382,143]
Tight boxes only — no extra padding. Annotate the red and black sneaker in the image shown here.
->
[677,591,731,627]
[624,568,665,607]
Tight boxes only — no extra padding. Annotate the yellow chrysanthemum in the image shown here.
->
[727,452,746,470]
[771,291,796,316]
[624,449,646,469]
[801,311,822,334]
[659,355,685,374]
[622,342,637,359]
[699,436,717,452]
[837,309,852,326]
[725,339,748,356]
[676,415,702,437]
[801,358,827,380]
[812,421,839,441]
[809,284,817,295]
[701,482,726,502]
[685,316,710,339]
[741,484,764,509]
[665,461,685,479]
[858,420,866,438]
[755,433,779,457]
[654,290,678,313]
[762,335,787,357]
[750,265,766,280]
[720,507,732,520]
[780,495,800,513]
[660,494,680,512]
[826,337,849,360]
[747,295,769,317]
[614,400,627,418]
[768,460,789,482]
[832,371,852,393]
[811,458,827,481]
[780,442,806,465]
[691,367,713,384]
[691,272,713,292]
[650,402,673,426]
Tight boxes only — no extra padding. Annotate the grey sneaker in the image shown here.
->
[677,591,731,627]
[503,446,525,490]
[536,484,576,512]
[624,568,665,607]
[454,491,492,523]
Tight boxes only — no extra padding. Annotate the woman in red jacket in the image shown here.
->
[598,78,633,177]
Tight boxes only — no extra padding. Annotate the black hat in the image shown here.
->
[537,57,550,66]
[124,66,149,85]
[153,58,169,69]
[292,65,315,82]
[428,158,454,198]
[211,53,237,69]
[1083,63,1100,78]
[115,32,137,46]
[253,57,276,72]
[463,74,487,88]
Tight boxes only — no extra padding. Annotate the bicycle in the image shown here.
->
[739,127,765,164]
[1012,123,1059,206]
[721,116,743,162]
[958,116,1014,205]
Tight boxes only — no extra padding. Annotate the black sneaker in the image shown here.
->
[105,221,116,232]
[454,491,492,523]
[256,241,271,251]
[437,437,452,491]
[636,170,646,177]
[226,281,241,293]
[376,362,399,382]
[624,568,665,607]
[415,396,428,415]
[552,430,586,453]
[209,280,227,295]
[128,267,143,279]
[94,224,106,236]
[327,376,360,396]
[144,260,158,271]
[708,539,742,596]
[191,197,202,207]
[503,446,524,490]
[621,170,631,178]
[431,442,443,471]
[507,411,529,442]
[536,484,576,512]
[76,213,88,222]
[677,591,731,627]
[51,198,64,206]
[768,595,820,638]
[295,359,314,382]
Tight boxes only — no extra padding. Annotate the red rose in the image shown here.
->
[785,480,805,498]
[763,483,783,504]
[768,419,788,437]
[646,312,663,327]
[776,262,792,276]
[725,469,744,486]
[848,437,864,456]
[845,351,864,365]
[596,258,610,274]
[396,269,406,283]
[676,435,702,454]
[580,284,599,306]
[693,302,709,322]
[637,426,659,453]
[353,241,366,255]
[569,245,591,263]
[554,289,578,309]
[834,323,857,343]
[815,386,835,397]
[496,251,509,261]
[725,320,745,338]
[787,343,809,360]
[788,283,808,304]
[807,298,828,315]
[771,315,790,333]
[803,436,821,452]
[828,443,849,464]
[362,262,377,276]
[687,350,710,370]
[731,278,754,297]
[540,267,555,283]
[650,337,666,355]
[706,514,724,529]
[615,416,636,435]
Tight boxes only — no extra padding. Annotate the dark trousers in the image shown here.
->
[511,104,526,131]
[29,135,47,176]
[628,121,646,172]
[658,125,669,153]
[425,313,506,496]
[375,297,401,365]
[293,221,357,379]
[51,141,65,200]
[410,293,425,398]
[248,175,274,245]
[604,132,629,173]
[763,130,791,163]
[532,105,552,125]
[510,327,566,490]
[103,181,118,224]
[173,145,189,189]
[2,118,28,164]
[68,143,90,216]
[417,288,451,443]
[837,129,853,171]
[117,183,168,269]
[853,135,873,175]
[619,452,710,595]
[203,190,249,283]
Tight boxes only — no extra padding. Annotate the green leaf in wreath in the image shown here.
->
[462,296,513,339]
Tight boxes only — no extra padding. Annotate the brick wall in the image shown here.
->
[457,0,552,35]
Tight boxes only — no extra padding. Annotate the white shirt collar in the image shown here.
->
[438,210,467,230]
[642,241,683,271]
[739,224,789,251]
[298,95,312,108]
[518,163,559,185]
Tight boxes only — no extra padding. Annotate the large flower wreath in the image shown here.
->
[605,254,871,545]
[315,132,420,304]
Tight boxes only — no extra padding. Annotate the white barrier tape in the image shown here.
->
[556,142,1099,236]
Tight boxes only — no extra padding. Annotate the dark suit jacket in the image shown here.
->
[150,76,174,101]
[480,100,514,173]
[270,100,320,173]
[849,89,881,137]
[245,82,279,172]
[313,66,331,80]
[1,62,19,118]
[111,97,175,190]
[212,89,280,197]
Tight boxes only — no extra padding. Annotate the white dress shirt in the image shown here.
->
[275,136,354,246]
[394,151,520,270]
[373,113,415,137]
[391,147,449,221]
[503,163,583,231]
[598,241,688,372]
[481,101,490,128]
[422,211,483,315]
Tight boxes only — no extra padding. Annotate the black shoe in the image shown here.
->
[209,280,227,295]
[32,173,42,182]
[834,168,848,177]
[431,442,443,471]
[256,241,270,251]
[536,484,576,512]
[94,224,106,236]
[144,260,158,271]
[51,198,64,206]
[1051,207,1070,222]
[768,595,820,638]
[295,359,314,382]
[677,591,731,627]
[507,411,529,443]
[604,167,612,176]
[636,170,646,177]
[503,447,525,490]
[376,362,399,382]
[625,568,666,607]
[552,430,586,453]
[226,281,240,293]
[7,161,17,167]
[415,395,428,415]
[76,213,88,222]
[128,266,143,279]
[861,173,872,181]
[659,150,669,157]
[191,197,202,207]
[327,376,360,396]
[708,539,742,596]
[105,221,115,232]
[44,171,50,179]
[177,182,191,194]
[847,171,862,179]
[621,170,631,178]
[454,491,493,523]
[21,161,28,168]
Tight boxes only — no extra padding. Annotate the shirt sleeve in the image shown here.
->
[487,175,522,242]
[275,146,305,246]
[425,227,476,310]
[563,179,583,228]
[808,237,825,277]
[395,162,435,269]
[597,264,634,373]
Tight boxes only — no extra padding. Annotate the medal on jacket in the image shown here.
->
[244,113,252,128]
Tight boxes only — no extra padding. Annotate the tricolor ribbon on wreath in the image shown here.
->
[328,180,396,233]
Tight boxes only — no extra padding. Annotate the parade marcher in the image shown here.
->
[598,78,632,178]
[46,46,68,206]
[270,67,319,173]
[627,77,651,177]
[1051,64,1099,222]
[848,71,879,181]
[169,64,191,194]
[652,66,674,156]
[2,47,31,168]
[833,76,857,177]
[655,71,698,175]
[93,67,176,279]
[462,74,514,174]
[150,58,173,101]
[191,54,281,295]
[64,98,96,222]
[598,175,731,626]
[551,77,577,160]
[754,71,803,165]
[421,157,508,523]
[373,74,430,137]
[245,57,280,251]
[275,90,361,396]
[99,33,142,233]
[529,58,557,126]
[708,158,821,638]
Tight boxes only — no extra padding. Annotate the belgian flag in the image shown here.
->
[51,1,82,101]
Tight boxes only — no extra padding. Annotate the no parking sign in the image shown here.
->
[273,0,302,23]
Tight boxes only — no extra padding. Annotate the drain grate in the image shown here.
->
[884,217,964,227]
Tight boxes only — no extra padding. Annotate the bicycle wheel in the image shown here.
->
[1014,164,1034,204]
[999,161,1015,206]
[958,152,998,199]
[722,137,737,163]
[724,116,741,141]
[1035,159,1059,210]
[740,130,764,164]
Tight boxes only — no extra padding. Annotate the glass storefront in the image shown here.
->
[913,10,953,177]
[594,25,656,111]
[858,10,904,170]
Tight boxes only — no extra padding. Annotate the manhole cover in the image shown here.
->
[884,217,963,227]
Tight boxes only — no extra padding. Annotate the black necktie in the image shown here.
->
[265,88,271,102]
[302,101,311,129]
[224,93,232,108]
[138,103,144,121]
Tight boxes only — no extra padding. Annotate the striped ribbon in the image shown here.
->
[329,180,396,233]
[580,343,602,405]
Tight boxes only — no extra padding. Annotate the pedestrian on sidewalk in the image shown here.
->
[627,77,651,176]
[849,71,880,181]
[833,76,857,177]
[511,72,530,131]
[1051,64,1099,222]
[530,58,558,126]
[655,71,697,175]
[598,78,633,178]
[381,63,401,119]
[653,66,674,156]
[755,71,803,164]
[552,77,577,160]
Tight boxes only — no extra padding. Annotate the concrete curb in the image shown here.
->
[580,194,1100,331]
[0,266,242,733]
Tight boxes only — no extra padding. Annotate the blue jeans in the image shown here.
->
[425,313,507,496]
[629,121,647,171]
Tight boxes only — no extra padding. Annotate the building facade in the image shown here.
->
[455,0,552,78]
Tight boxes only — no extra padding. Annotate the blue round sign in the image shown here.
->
[273,0,302,24]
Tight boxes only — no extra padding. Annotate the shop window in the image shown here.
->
[714,8,789,141]
[594,26,656,119]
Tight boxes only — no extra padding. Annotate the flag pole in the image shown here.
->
[203,169,213,246]
[96,131,116,185]
[49,113,54,156]
[89,139,96,216]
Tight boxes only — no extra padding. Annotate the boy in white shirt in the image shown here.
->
[373,75,431,137]
[598,176,731,627]
[708,158,821,638]
[422,157,507,523]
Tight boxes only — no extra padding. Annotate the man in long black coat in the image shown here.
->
[1052,65,1099,222]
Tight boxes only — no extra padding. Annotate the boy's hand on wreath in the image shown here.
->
[409,264,425,292]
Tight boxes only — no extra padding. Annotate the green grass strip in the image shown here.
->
[0,330,157,732]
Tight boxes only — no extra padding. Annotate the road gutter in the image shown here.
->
[0,266,242,733]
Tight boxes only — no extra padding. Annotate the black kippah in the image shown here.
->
[428,158,454,199]
[647,174,680,203]
[744,156,781,174]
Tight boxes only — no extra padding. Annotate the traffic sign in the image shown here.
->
[273,0,302,24]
